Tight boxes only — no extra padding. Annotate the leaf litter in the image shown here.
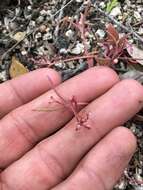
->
[0,0,143,189]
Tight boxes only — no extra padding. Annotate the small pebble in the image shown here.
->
[65,29,74,39]
[40,10,47,16]
[75,0,83,2]
[43,31,53,41]
[29,20,36,29]
[110,6,122,17]
[134,186,143,190]
[70,42,84,55]
[59,48,68,55]
[21,49,27,55]
[0,71,7,82]
[37,46,45,56]
[96,29,105,39]
[138,27,143,35]
[116,181,127,189]
[67,61,75,69]
[134,11,142,21]
[39,25,47,33]
[99,2,106,9]
[35,32,42,39]
[36,16,44,24]
[27,5,32,11]
[55,62,66,69]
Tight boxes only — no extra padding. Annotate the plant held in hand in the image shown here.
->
[34,76,91,131]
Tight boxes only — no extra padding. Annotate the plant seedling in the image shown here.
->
[106,0,119,13]
[100,23,129,65]
[34,76,91,131]
[50,24,137,67]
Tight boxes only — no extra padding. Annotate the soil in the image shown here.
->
[0,0,143,189]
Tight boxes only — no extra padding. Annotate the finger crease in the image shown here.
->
[36,144,65,183]
[9,112,39,146]
[82,165,108,190]
[8,81,25,104]
[0,174,6,190]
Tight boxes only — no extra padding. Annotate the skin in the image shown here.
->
[0,66,142,190]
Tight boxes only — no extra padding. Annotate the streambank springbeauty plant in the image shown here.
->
[35,76,91,131]
[50,24,137,67]
[98,23,130,65]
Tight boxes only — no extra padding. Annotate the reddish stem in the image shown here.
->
[46,76,90,130]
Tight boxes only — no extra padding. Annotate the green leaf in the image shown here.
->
[106,0,119,13]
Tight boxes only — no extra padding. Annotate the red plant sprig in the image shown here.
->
[35,76,91,131]
[50,24,135,66]
[98,24,133,65]
[31,22,142,69]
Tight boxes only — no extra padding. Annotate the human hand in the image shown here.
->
[0,66,143,190]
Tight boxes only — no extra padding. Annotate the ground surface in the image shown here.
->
[0,0,143,189]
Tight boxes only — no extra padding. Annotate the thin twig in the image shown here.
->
[51,55,143,66]
[54,0,68,37]
[1,31,33,60]
[52,0,75,18]
[94,3,143,43]
[52,54,96,63]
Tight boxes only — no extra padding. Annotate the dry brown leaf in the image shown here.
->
[12,32,26,42]
[10,56,29,78]
[130,45,143,66]
[120,70,143,84]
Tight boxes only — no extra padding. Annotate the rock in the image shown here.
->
[40,9,47,16]
[134,11,142,21]
[12,32,26,42]
[70,42,84,55]
[134,186,143,190]
[55,62,66,69]
[36,16,44,24]
[99,2,106,9]
[21,49,28,55]
[128,44,143,66]
[35,32,42,39]
[39,24,47,33]
[67,61,75,69]
[43,30,53,41]
[0,71,7,82]
[110,6,122,17]
[96,29,105,39]
[75,0,83,2]
[59,48,68,55]
[121,70,143,84]
[65,29,74,40]
[138,27,143,35]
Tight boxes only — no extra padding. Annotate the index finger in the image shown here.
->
[0,68,61,117]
